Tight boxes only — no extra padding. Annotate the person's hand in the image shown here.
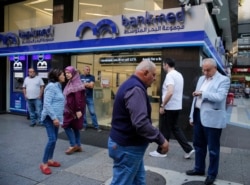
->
[192,91,202,97]
[160,139,169,154]
[84,82,89,88]
[76,111,82,119]
[159,107,165,114]
[189,120,194,126]
[53,119,60,127]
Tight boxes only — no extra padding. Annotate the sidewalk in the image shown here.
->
[0,98,250,185]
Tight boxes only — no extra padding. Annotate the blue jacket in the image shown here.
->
[110,75,165,146]
[41,82,65,124]
[189,71,230,128]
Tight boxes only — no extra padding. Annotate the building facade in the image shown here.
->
[0,0,228,138]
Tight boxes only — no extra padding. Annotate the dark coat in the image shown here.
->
[62,89,85,130]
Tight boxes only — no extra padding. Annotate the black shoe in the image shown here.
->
[186,169,205,176]
[29,123,36,127]
[204,176,215,185]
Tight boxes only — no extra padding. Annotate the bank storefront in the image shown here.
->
[1,2,226,130]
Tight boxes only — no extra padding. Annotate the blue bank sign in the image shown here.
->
[0,3,224,70]
[75,7,185,39]
[18,26,54,44]
[0,26,54,47]
[122,7,185,34]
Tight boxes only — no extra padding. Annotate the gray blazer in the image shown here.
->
[189,71,230,128]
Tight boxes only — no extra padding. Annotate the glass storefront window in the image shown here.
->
[76,51,162,127]
[77,0,163,21]
[4,0,53,31]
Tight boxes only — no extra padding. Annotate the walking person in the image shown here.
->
[80,66,101,132]
[149,58,194,159]
[186,58,230,185]
[23,68,44,127]
[108,60,169,185]
[63,66,86,155]
[40,69,65,175]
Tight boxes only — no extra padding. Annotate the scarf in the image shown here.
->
[63,67,85,96]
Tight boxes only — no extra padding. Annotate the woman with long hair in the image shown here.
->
[40,68,65,175]
[63,66,85,155]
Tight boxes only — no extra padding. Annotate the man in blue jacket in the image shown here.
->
[108,60,169,185]
[186,58,230,185]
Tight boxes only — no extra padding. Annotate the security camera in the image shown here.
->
[212,6,220,14]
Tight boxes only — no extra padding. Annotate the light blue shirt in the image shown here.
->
[41,82,65,124]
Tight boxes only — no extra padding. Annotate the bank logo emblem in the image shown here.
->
[76,19,119,39]
[37,54,47,70]
[13,56,22,70]
[0,33,19,46]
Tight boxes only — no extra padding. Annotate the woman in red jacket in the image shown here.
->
[63,66,85,155]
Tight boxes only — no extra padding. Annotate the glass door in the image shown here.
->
[76,51,162,127]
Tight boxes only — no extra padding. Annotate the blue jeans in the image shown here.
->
[42,116,59,163]
[108,137,148,185]
[64,127,81,147]
[193,108,222,178]
[84,97,99,128]
[27,99,42,125]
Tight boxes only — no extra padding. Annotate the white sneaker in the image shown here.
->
[149,150,167,157]
[184,149,195,159]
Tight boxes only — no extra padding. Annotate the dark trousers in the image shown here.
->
[193,108,222,178]
[157,110,193,153]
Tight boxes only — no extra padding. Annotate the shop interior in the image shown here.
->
[75,51,163,127]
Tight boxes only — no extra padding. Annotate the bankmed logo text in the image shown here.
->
[76,19,119,39]
[122,7,185,34]
[0,33,19,47]
[19,26,54,44]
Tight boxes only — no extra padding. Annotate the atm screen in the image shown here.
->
[13,72,24,92]
[38,72,48,79]
[38,72,49,86]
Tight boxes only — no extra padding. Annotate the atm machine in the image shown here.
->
[32,54,51,85]
[9,55,28,115]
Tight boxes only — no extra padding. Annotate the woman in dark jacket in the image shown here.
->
[63,66,85,155]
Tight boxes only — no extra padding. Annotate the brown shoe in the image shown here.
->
[75,146,83,152]
[65,147,77,155]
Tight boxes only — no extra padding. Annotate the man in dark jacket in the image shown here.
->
[108,60,169,185]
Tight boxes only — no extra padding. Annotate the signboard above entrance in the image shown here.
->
[100,56,162,64]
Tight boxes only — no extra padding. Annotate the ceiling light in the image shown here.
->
[85,13,111,17]
[79,3,102,7]
[25,0,48,5]
[124,8,145,12]
[44,8,52,11]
